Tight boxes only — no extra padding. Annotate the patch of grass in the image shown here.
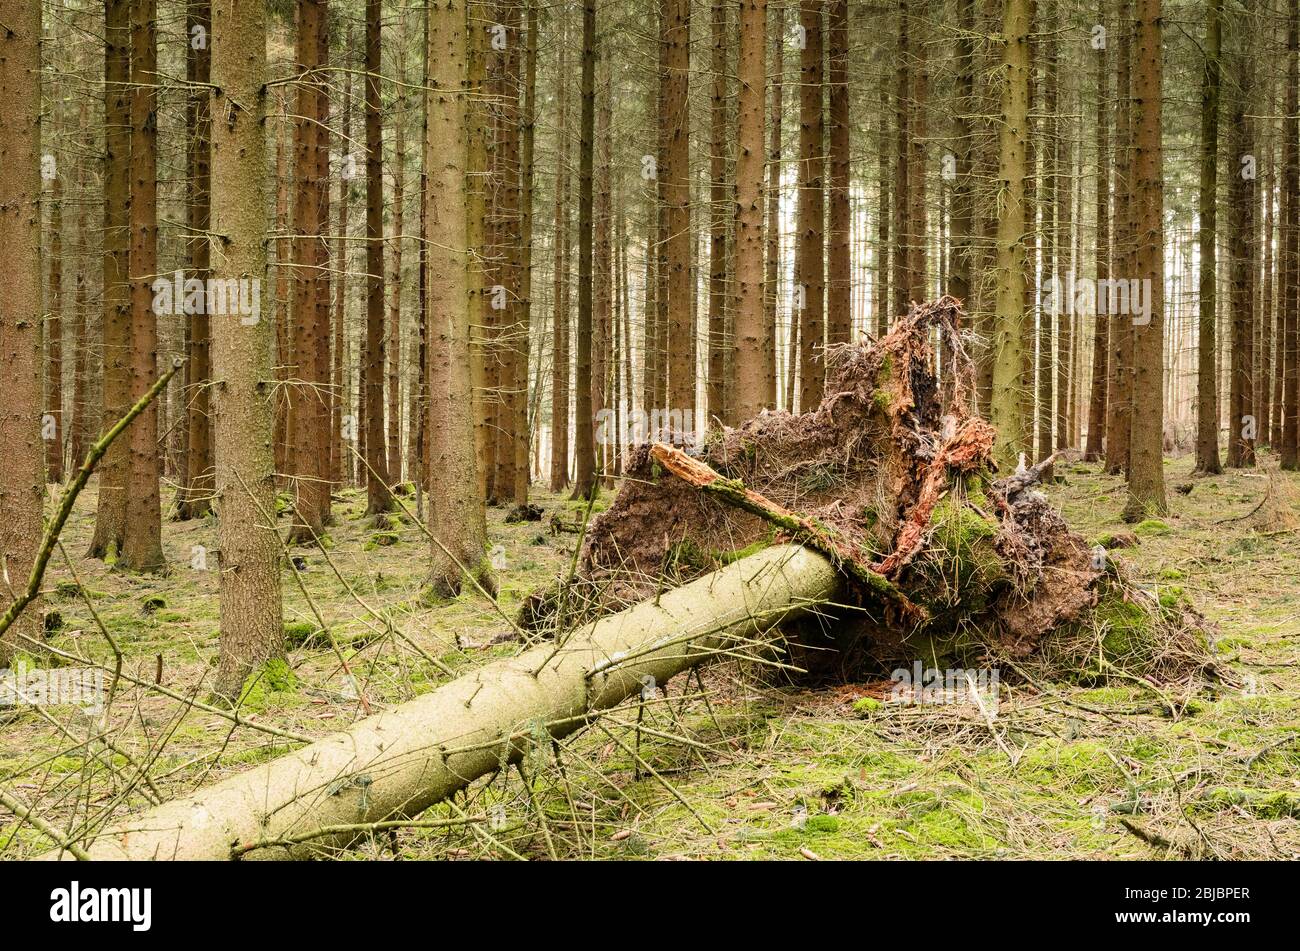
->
[1134,518,1172,537]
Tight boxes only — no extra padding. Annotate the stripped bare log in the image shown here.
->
[46,544,838,860]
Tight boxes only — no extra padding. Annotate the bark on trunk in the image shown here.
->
[364,0,394,515]
[795,0,825,411]
[0,0,43,664]
[176,0,213,519]
[210,0,285,698]
[89,0,131,561]
[120,0,165,572]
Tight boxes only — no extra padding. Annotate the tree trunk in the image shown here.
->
[426,0,494,598]
[89,0,131,562]
[1281,2,1299,470]
[1260,91,1276,447]
[60,543,838,860]
[948,0,974,310]
[490,0,522,502]
[177,0,213,519]
[663,0,693,437]
[1055,78,1075,452]
[549,16,571,492]
[46,178,65,485]
[120,0,164,572]
[990,0,1030,470]
[333,28,354,489]
[593,58,612,474]
[275,97,293,481]
[876,86,890,337]
[314,16,333,506]
[1084,0,1110,462]
[1104,1,1133,476]
[707,0,728,425]
[1226,2,1257,469]
[1195,0,1223,474]
[387,24,408,486]
[571,0,597,498]
[1038,9,1058,465]
[735,0,767,421]
[287,0,330,541]
[1123,0,1167,518]
[210,0,285,697]
[364,0,393,514]
[826,0,850,349]
[795,0,824,411]
[409,6,428,492]
[906,12,928,305]
[467,2,490,499]
[514,0,537,505]
[764,1,783,407]
[0,0,42,665]
[891,1,909,319]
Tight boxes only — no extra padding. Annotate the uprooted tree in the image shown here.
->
[526,296,1210,684]
[44,298,1212,861]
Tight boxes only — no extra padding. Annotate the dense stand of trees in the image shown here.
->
[0,0,1298,683]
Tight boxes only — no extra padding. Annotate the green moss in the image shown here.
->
[912,499,1006,615]
[236,659,299,713]
[1078,585,1166,676]
[1073,685,1146,706]
[961,473,992,509]
[364,531,401,551]
[1215,634,1254,652]
[1157,586,1186,612]
[1134,518,1172,537]
[895,792,995,852]
[871,389,892,413]
[6,650,43,672]
[1158,567,1187,581]
[48,754,87,774]
[53,580,83,601]
[1200,788,1300,820]
[805,814,841,834]
[1094,531,1136,549]
[666,538,713,574]
[1019,739,1123,793]
[716,537,773,565]
[852,697,883,715]
[283,620,319,647]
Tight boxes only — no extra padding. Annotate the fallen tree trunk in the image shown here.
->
[48,544,838,860]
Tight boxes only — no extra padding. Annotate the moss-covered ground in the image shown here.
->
[1,453,1297,860]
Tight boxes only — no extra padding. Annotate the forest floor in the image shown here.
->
[2,453,1298,860]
